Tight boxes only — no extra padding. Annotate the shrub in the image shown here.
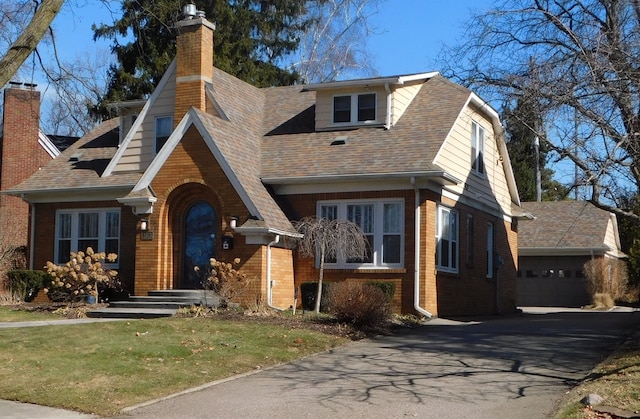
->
[300,282,332,312]
[366,281,395,301]
[195,258,252,308]
[326,281,391,329]
[7,270,49,302]
[44,248,119,303]
[583,258,629,304]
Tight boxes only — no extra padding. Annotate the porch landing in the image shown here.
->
[86,289,220,319]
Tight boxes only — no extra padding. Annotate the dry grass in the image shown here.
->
[554,332,640,418]
[0,313,350,415]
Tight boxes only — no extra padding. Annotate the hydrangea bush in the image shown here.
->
[195,258,251,308]
[44,248,119,303]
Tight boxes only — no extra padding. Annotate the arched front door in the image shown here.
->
[181,202,216,289]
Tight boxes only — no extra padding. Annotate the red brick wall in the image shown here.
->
[433,195,519,317]
[31,201,137,294]
[281,188,518,317]
[0,87,50,251]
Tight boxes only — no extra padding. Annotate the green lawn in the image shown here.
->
[0,316,348,415]
[0,305,62,322]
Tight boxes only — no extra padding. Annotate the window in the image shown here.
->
[333,93,377,124]
[55,209,120,265]
[155,116,173,153]
[486,222,494,278]
[436,206,458,273]
[471,121,485,174]
[318,200,403,267]
[466,214,474,265]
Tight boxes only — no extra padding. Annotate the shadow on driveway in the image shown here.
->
[115,308,639,419]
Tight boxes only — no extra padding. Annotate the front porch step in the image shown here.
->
[85,289,220,319]
[86,307,178,319]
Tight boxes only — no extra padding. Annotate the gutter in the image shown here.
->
[262,171,461,186]
[411,177,433,318]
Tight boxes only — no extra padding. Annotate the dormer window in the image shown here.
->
[333,93,377,124]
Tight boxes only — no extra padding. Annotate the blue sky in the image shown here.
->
[47,0,496,80]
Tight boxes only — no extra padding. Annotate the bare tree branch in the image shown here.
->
[0,0,64,88]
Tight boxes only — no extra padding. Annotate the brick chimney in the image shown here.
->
[0,84,49,251]
[174,5,215,126]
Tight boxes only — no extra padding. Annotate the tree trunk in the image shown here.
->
[314,243,325,313]
[0,0,64,88]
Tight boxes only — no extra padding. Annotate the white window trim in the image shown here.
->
[471,120,485,175]
[332,93,378,126]
[317,198,404,269]
[436,205,459,273]
[154,115,173,154]
[54,208,121,267]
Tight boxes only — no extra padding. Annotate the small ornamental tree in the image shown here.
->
[44,248,119,303]
[195,258,252,308]
[294,217,369,313]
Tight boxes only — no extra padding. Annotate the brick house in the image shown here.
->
[0,84,78,291]
[4,12,524,317]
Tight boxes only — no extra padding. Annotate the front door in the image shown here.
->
[182,202,216,289]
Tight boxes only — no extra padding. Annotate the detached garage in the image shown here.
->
[517,201,626,307]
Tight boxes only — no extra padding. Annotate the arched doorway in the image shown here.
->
[181,201,216,288]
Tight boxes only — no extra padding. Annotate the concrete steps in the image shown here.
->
[86,289,220,319]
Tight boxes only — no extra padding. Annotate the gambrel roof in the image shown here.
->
[6,63,519,235]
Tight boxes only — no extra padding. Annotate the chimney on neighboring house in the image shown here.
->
[0,83,48,251]
[174,3,215,126]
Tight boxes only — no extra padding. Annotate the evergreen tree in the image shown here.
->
[503,96,568,202]
[92,0,308,116]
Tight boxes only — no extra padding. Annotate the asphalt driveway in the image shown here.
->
[112,307,639,419]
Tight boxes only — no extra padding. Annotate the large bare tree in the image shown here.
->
[0,0,64,88]
[440,0,640,222]
[289,0,381,83]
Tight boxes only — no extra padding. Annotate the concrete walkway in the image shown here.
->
[1,307,638,418]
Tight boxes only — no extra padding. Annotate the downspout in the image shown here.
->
[411,177,433,318]
[29,202,35,270]
[267,234,284,311]
[385,83,392,130]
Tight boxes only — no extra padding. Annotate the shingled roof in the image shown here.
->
[5,65,481,235]
[260,75,470,180]
[519,201,625,257]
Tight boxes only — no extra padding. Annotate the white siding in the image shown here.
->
[435,105,513,217]
[112,74,177,173]
[315,86,387,130]
[391,82,422,126]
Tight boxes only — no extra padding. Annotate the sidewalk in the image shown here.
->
[0,318,128,329]
[0,400,96,419]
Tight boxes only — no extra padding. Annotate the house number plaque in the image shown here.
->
[141,231,154,241]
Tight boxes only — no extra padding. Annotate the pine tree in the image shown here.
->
[503,96,568,202]
[92,0,308,117]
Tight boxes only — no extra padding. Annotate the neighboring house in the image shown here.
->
[4,12,524,316]
[517,201,626,307]
[0,84,77,268]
